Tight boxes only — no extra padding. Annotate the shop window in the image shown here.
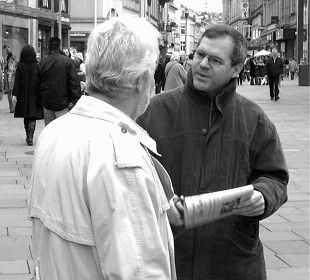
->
[2,25,28,61]
[180,41,185,52]
[181,25,185,35]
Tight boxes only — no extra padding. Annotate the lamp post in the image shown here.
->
[184,8,189,55]
[58,0,62,45]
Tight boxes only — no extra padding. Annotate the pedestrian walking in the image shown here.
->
[0,58,3,102]
[12,45,44,146]
[249,56,257,85]
[137,24,288,280]
[288,58,298,80]
[264,49,283,101]
[3,51,17,113]
[154,55,166,94]
[164,52,187,91]
[184,53,194,72]
[28,17,178,280]
[32,37,81,126]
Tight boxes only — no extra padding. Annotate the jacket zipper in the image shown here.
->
[209,101,214,130]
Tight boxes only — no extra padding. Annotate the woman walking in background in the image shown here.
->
[12,45,43,146]
[4,51,17,112]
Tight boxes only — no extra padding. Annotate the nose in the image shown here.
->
[200,56,211,68]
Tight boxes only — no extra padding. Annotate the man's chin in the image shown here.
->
[193,79,210,92]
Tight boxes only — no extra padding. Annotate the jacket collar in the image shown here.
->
[70,95,159,156]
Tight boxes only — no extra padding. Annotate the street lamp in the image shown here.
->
[184,8,189,55]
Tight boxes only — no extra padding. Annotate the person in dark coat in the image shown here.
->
[32,37,81,126]
[137,24,288,280]
[12,45,43,146]
[249,56,257,85]
[264,49,283,101]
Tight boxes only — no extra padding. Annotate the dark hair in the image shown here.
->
[197,24,248,66]
[19,45,37,64]
[188,53,194,60]
[7,52,12,58]
[48,37,61,51]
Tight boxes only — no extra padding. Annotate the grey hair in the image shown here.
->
[85,17,160,98]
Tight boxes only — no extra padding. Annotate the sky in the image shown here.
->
[178,0,223,13]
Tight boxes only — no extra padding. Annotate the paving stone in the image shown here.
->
[264,240,309,254]
[261,214,290,223]
[281,214,310,223]
[278,253,310,267]
[292,230,310,241]
[0,228,7,236]
[0,260,29,274]
[0,274,32,280]
[260,231,304,241]
[265,254,290,269]
[0,237,31,260]
[8,227,32,236]
[0,200,27,209]
[0,171,22,177]
[267,267,310,280]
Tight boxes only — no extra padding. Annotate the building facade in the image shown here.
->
[0,0,71,61]
[69,0,169,55]
[223,0,309,63]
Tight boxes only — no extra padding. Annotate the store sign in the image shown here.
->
[39,0,51,9]
[241,0,249,18]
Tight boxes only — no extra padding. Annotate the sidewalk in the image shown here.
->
[0,78,309,279]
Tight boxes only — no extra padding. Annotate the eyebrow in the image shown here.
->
[196,49,223,60]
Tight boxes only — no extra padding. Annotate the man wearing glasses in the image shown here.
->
[137,24,288,280]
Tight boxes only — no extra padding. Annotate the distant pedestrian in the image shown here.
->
[32,37,81,126]
[237,65,244,85]
[0,59,3,102]
[164,52,187,91]
[154,55,166,94]
[75,52,86,83]
[288,58,298,80]
[184,53,194,72]
[3,51,17,113]
[264,49,283,101]
[249,56,257,85]
[12,45,44,146]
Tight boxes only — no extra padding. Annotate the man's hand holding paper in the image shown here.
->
[233,190,265,217]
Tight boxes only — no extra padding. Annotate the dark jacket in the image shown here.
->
[33,50,81,111]
[13,62,43,119]
[265,57,283,78]
[137,72,288,280]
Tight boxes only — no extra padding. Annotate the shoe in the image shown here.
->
[270,97,274,100]
[275,97,280,101]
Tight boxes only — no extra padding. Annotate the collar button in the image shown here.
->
[121,127,127,134]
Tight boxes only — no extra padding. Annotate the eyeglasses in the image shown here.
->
[194,51,224,68]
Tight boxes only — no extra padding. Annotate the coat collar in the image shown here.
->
[70,95,159,156]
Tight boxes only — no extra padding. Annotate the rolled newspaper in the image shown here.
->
[183,185,254,229]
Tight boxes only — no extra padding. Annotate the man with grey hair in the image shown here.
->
[138,24,288,280]
[28,17,177,280]
[264,49,283,101]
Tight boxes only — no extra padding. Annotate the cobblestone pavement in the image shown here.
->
[0,77,309,279]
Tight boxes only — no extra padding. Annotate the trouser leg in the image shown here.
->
[7,90,14,113]
[27,120,36,146]
[24,118,29,142]
[274,77,280,99]
[269,77,275,99]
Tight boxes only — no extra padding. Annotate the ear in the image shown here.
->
[231,64,243,78]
